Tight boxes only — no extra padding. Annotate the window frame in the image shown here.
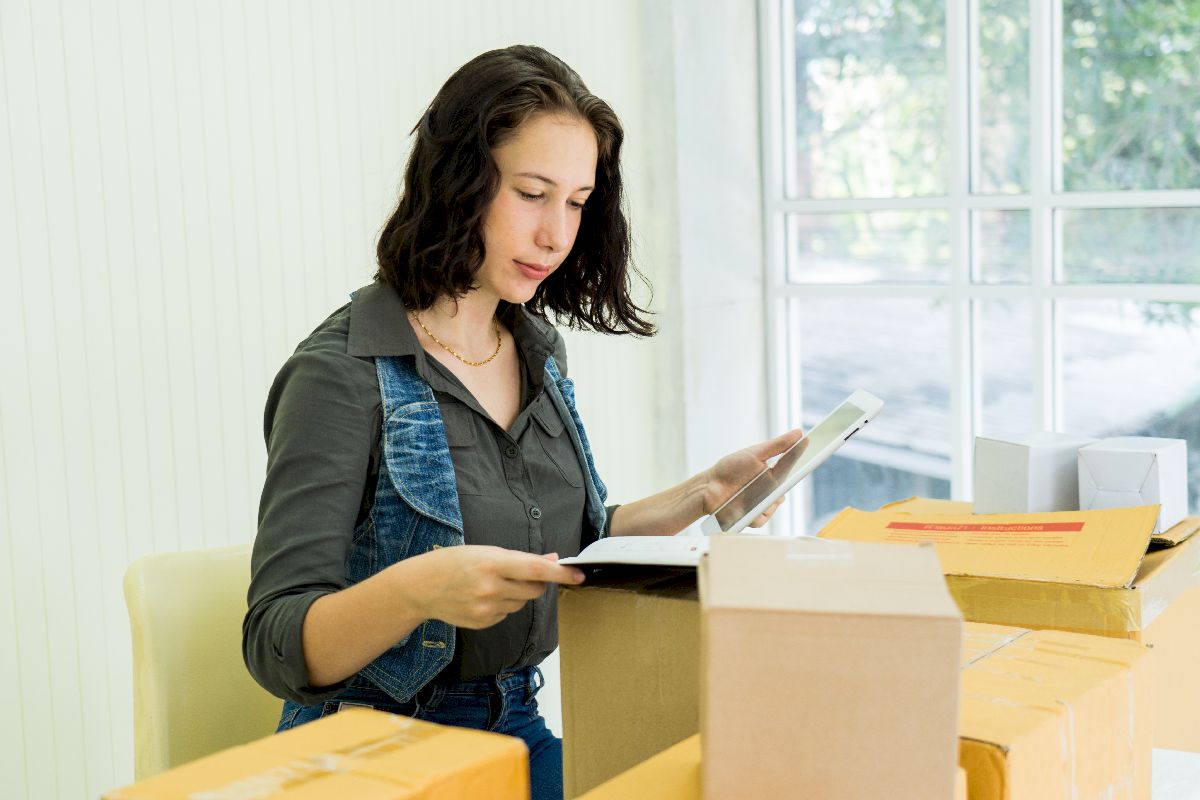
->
[759,0,1200,534]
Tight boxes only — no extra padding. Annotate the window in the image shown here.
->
[761,0,1200,533]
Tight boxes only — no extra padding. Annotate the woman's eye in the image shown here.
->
[569,200,586,211]
[517,190,543,201]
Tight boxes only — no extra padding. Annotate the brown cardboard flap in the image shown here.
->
[1152,516,1200,548]
[881,497,973,515]
[885,497,1198,550]
[819,505,1159,588]
[702,536,960,619]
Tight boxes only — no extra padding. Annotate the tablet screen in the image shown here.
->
[712,400,867,530]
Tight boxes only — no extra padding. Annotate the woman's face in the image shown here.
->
[477,113,598,305]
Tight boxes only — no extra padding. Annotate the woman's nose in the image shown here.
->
[536,205,571,252]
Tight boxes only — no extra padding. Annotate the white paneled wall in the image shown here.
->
[0,1,686,797]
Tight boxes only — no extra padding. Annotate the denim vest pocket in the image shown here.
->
[382,400,463,533]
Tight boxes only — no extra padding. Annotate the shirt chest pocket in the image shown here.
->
[532,399,584,489]
[441,403,490,497]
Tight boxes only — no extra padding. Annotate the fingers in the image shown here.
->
[749,496,786,528]
[501,550,585,585]
[749,427,805,461]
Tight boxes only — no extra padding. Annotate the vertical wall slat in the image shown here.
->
[193,0,251,545]
[19,0,86,795]
[0,6,34,794]
[59,0,124,788]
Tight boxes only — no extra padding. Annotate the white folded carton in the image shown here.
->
[974,432,1094,513]
[1079,437,1188,534]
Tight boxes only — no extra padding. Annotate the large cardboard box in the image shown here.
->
[958,622,1152,799]
[580,734,969,800]
[699,536,962,799]
[558,569,700,797]
[974,432,1094,513]
[576,735,700,800]
[104,708,529,799]
[833,499,1200,751]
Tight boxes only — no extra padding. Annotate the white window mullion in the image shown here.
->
[948,0,974,499]
[779,189,1200,214]
[1029,0,1057,432]
[760,0,803,534]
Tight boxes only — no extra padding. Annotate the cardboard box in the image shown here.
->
[577,735,700,800]
[819,503,1169,637]
[104,707,529,799]
[559,569,700,798]
[699,536,962,800]
[973,432,1094,513]
[842,498,1200,751]
[1079,437,1188,534]
[957,622,1152,800]
[578,736,968,800]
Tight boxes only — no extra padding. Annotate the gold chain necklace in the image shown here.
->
[414,313,502,367]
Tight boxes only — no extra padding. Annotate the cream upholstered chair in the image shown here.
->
[123,543,283,778]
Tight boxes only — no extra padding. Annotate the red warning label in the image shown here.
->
[885,522,1085,533]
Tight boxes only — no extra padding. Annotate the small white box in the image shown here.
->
[1078,437,1188,535]
[974,432,1095,513]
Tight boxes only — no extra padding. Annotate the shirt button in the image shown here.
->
[505,445,517,458]
[529,507,542,520]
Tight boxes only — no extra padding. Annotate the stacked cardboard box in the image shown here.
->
[576,735,700,800]
[560,536,963,799]
[572,619,1151,800]
[578,735,970,800]
[821,498,1200,751]
[559,536,1164,799]
[958,622,1151,799]
[103,708,529,799]
[699,536,961,799]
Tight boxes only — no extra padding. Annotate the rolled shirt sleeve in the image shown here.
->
[243,345,380,704]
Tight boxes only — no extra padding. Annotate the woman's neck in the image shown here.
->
[418,291,503,348]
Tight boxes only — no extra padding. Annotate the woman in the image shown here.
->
[244,44,798,800]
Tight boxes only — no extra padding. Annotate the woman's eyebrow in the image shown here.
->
[516,171,593,192]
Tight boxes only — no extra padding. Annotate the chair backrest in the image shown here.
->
[123,543,282,779]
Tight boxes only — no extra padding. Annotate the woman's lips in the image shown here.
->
[515,260,552,280]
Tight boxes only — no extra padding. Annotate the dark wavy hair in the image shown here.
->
[375,45,654,336]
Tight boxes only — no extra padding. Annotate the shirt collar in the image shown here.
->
[346,281,419,357]
[346,281,558,371]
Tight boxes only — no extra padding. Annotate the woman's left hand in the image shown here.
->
[702,428,807,528]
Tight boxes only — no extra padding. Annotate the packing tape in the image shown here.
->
[191,719,437,800]
[946,575,1142,635]
[1054,698,1079,800]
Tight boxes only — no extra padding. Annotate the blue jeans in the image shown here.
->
[277,666,561,800]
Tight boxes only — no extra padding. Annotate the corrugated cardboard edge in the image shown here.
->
[1151,516,1200,548]
[1133,533,1200,628]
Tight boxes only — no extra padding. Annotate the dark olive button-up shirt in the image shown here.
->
[245,281,614,703]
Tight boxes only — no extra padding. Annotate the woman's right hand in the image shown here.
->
[401,545,586,630]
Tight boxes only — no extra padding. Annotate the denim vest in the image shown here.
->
[349,352,608,703]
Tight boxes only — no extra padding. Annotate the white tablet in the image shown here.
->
[698,389,884,535]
